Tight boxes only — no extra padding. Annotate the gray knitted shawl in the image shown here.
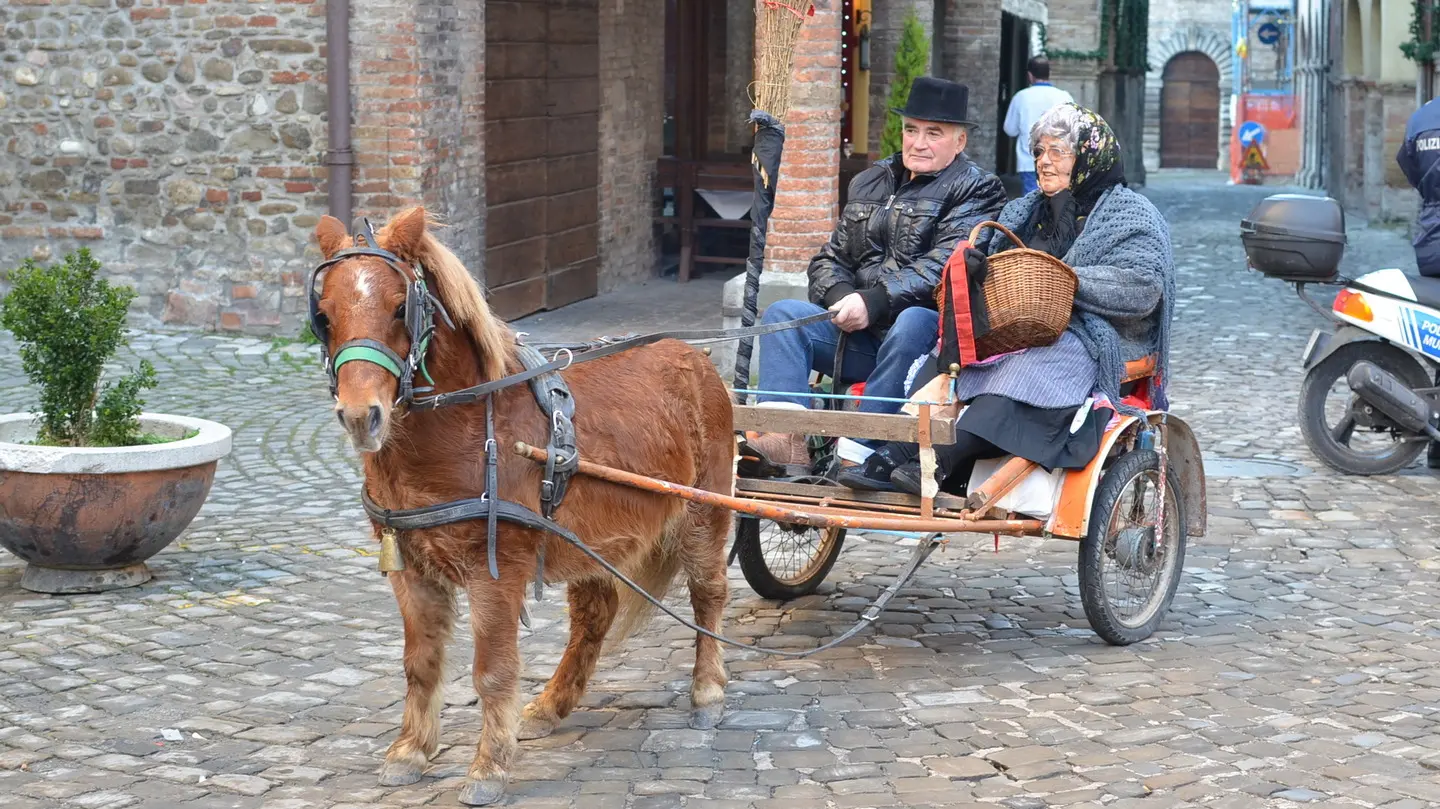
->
[975,185,1176,412]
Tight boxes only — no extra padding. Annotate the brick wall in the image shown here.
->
[940,0,1001,173]
[416,0,486,270]
[349,0,485,270]
[0,0,330,334]
[866,0,935,158]
[597,0,665,290]
[762,0,842,275]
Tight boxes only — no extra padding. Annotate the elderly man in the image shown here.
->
[746,76,1007,482]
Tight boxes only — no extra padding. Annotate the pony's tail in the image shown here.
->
[604,527,687,649]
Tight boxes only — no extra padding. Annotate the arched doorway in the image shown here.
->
[1160,52,1221,168]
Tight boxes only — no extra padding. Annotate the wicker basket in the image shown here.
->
[967,220,1078,358]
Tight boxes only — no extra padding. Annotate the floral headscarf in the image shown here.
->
[1065,104,1125,203]
[1014,102,1128,259]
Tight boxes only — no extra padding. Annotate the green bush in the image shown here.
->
[880,10,931,158]
[1,248,159,447]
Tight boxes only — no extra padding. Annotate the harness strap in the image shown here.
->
[514,343,578,520]
[358,482,944,658]
[485,395,500,581]
[409,309,837,411]
[333,339,407,378]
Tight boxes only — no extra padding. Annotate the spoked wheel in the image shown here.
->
[1299,342,1432,475]
[735,517,845,601]
[1079,449,1187,645]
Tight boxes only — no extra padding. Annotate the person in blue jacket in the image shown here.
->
[1396,96,1440,279]
[1396,96,1440,468]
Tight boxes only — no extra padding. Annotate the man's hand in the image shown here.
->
[829,292,870,332]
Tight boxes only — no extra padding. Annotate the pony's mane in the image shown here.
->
[395,213,515,381]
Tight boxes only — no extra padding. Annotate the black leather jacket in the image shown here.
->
[807,152,1007,333]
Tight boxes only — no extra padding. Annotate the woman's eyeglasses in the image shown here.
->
[1032,145,1074,162]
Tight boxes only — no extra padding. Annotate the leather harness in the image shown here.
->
[307,218,832,610]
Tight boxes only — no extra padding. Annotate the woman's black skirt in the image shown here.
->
[936,394,1113,493]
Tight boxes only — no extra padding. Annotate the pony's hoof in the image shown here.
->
[377,759,425,786]
[459,777,506,806]
[689,702,725,730]
[516,716,556,741]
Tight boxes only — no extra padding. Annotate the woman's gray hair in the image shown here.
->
[1028,103,1083,152]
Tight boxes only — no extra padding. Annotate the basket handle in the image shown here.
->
[967,220,1028,251]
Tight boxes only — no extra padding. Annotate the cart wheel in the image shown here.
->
[735,517,845,601]
[1078,449,1187,646]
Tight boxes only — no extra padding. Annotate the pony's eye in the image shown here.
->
[394,303,406,320]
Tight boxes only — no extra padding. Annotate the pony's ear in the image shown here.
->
[315,215,349,259]
[381,207,429,259]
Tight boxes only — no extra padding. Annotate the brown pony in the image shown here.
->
[311,208,735,806]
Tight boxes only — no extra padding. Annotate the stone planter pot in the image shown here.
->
[0,413,233,594]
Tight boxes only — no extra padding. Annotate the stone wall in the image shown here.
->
[1329,79,1419,225]
[1042,0,1103,108]
[597,0,664,291]
[940,0,1002,173]
[0,0,332,334]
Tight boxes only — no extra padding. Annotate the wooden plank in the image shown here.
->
[732,404,956,444]
[735,477,969,513]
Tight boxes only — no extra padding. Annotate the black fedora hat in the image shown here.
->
[891,76,975,126]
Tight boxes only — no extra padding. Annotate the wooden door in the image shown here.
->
[1159,52,1221,169]
[485,0,600,320]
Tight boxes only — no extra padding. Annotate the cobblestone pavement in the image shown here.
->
[3,171,1440,809]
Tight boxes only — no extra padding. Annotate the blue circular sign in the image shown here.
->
[1257,22,1281,45]
[1239,121,1266,147]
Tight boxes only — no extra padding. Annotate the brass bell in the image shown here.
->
[378,527,405,573]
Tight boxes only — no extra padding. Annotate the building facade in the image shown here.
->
[1295,0,1422,225]
[1,0,1146,335]
[1142,0,1235,172]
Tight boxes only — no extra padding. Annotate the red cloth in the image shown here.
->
[936,240,982,369]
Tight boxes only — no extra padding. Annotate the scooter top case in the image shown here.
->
[1240,193,1347,282]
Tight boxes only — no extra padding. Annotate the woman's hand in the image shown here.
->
[963,246,988,285]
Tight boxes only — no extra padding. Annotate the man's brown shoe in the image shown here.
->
[745,431,810,467]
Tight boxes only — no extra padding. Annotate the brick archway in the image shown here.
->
[1142,27,1234,172]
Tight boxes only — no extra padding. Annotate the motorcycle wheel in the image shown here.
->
[1299,341,1432,475]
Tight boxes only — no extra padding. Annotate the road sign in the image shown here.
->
[1257,22,1281,45]
[1238,121,1266,147]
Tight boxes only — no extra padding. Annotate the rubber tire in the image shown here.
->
[1298,341,1431,476]
[735,517,845,601]
[1078,449,1187,646]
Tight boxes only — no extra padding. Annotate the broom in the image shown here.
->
[731,0,814,398]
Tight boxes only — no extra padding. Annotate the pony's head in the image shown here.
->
[310,207,513,453]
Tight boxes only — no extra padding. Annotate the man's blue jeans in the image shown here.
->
[755,298,939,449]
[1019,171,1039,194]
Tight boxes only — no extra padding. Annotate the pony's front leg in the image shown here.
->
[379,568,456,786]
[458,576,525,806]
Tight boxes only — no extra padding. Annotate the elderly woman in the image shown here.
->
[837,102,1176,495]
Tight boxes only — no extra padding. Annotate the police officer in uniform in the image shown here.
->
[1397,97,1440,278]
[1396,96,1440,467]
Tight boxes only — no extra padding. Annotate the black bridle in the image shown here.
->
[306,217,456,405]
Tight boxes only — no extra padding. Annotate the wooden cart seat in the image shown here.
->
[1122,354,1157,384]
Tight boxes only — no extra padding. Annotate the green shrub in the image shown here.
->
[1,248,159,447]
[880,10,931,158]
